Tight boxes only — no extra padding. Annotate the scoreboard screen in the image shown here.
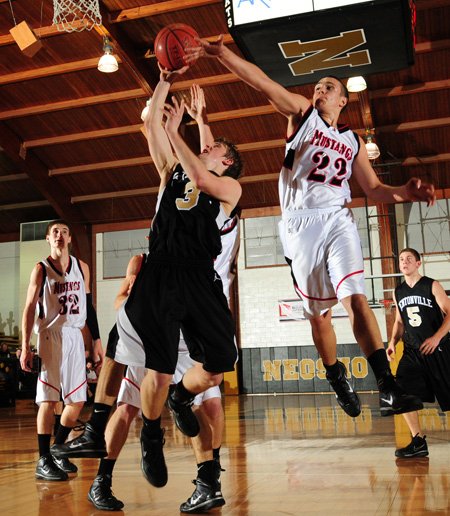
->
[225,0,373,27]
[224,0,415,87]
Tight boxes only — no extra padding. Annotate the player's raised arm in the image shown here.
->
[143,67,188,181]
[187,35,310,121]
[163,96,241,212]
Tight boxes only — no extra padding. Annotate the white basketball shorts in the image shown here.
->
[279,206,366,318]
[36,326,87,405]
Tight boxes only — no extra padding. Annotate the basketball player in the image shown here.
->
[20,220,103,481]
[387,248,450,458]
[121,66,241,507]
[86,208,238,511]
[188,36,436,417]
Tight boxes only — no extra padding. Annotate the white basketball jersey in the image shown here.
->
[214,213,240,301]
[34,256,87,333]
[279,106,360,211]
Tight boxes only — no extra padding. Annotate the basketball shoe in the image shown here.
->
[326,361,361,417]
[378,373,423,416]
[88,474,124,511]
[140,427,168,488]
[167,393,200,437]
[35,454,68,481]
[51,422,107,458]
[395,434,429,458]
[180,478,225,513]
[52,456,78,473]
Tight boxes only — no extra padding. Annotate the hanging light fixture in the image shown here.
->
[365,130,381,160]
[347,76,367,92]
[140,98,152,121]
[98,36,118,73]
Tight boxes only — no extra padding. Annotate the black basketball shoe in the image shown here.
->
[52,456,78,473]
[180,478,225,513]
[140,427,168,488]
[395,434,429,458]
[326,361,361,417]
[35,454,68,481]
[167,393,200,437]
[378,373,424,416]
[50,422,107,458]
[88,474,124,511]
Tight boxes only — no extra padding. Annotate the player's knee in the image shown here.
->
[201,398,223,419]
[117,402,139,423]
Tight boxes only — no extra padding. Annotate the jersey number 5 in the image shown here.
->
[176,181,200,211]
[406,306,422,327]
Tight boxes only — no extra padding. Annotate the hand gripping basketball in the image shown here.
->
[154,23,199,71]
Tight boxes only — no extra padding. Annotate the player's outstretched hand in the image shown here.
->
[185,34,225,63]
[158,62,189,83]
[405,177,436,206]
[185,84,207,122]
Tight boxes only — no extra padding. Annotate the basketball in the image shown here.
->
[154,23,199,71]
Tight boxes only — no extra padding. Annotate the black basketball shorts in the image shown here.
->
[124,257,237,375]
[396,341,450,411]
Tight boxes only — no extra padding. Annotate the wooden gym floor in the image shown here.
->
[0,393,449,515]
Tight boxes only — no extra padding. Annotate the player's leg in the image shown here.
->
[52,326,126,458]
[395,411,428,458]
[88,404,137,511]
[88,365,144,510]
[35,331,68,481]
[53,400,63,436]
[180,390,225,513]
[140,369,172,487]
[325,209,423,417]
[168,363,222,438]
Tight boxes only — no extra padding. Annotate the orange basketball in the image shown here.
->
[154,23,199,71]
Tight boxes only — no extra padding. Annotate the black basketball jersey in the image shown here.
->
[395,276,447,349]
[149,164,228,261]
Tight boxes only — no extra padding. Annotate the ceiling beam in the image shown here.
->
[109,0,220,23]
[0,20,86,47]
[0,200,50,211]
[24,124,143,149]
[0,89,145,120]
[370,79,450,99]
[0,173,28,182]
[0,57,122,86]
[49,156,154,176]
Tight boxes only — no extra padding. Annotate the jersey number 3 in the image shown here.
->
[176,181,200,211]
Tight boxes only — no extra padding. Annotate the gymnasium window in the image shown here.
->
[102,229,149,278]
[243,216,285,267]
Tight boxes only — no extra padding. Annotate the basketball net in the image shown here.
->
[381,299,394,315]
[53,0,102,33]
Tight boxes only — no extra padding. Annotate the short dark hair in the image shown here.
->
[215,137,244,179]
[399,248,421,261]
[46,219,71,236]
